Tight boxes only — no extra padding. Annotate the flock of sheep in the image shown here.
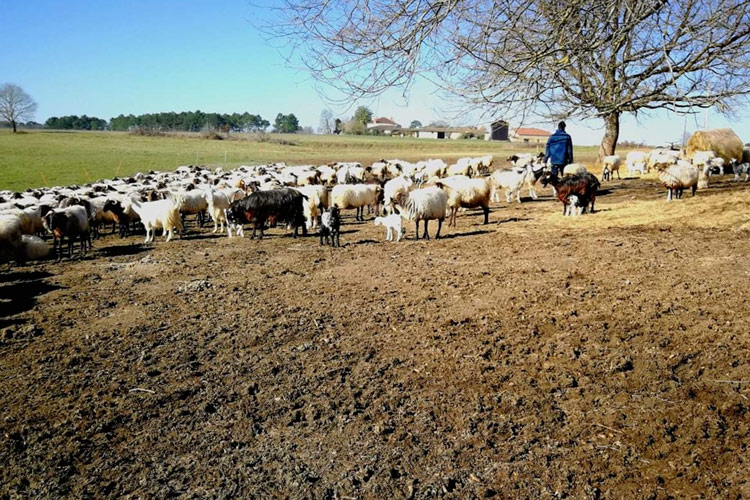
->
[1,145,749,264]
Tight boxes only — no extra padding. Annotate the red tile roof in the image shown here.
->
[374,117,397,125]
[514,127,551,136]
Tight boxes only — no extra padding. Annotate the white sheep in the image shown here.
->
[317,165,338,186]
[383,176,414,213]
[21,235,50,261]
[658,162,699,201]
[294,185,329,229]
[602,155,621,180]
[374,214,405,242]
[393,186,447,240]
[0,214,24,264]
[124,195,183,243]
[563,163,588,176]
[489,165,530,203]
[176,189,208,226]
[443,158,473,177]
[330,184,381,221]
[204,187,245,236]
[626,152,647,175]
[436,175,491,226]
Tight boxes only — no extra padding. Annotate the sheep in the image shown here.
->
[489,165,531,203]
[0,214,24,264]
[417,159,445,179]
[383,176,414,213]
[21,235,50,261]
[0,206,44,236]
[562,163,587,176]
[102,197,141,238]
[374,213,405,242]
[539,173,600,214]
[335,163,371,184]
[319,205,341,247]
[393,186,447,240]
[708,157,725,175]
[436,175,491,226]
[330,184,382,221]
[626,151,647,175]
[124,194,183,243]
[602,155,621,180]
[204,187,246,236]
[294,185,329,229]
[226,188,307,239]
[443,158,473,177]
[657,162,699,201]
[176,189,209,226]
[648,149,680,171]
[44,205,92,259]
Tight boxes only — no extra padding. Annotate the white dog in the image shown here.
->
[374,214,405,242]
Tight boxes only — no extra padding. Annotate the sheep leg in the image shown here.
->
[516,189,521,203]
[435,218,443,239]
[483,205,489,224]
[414,221,420,240]
[666,189,672,202]
[423,220,430,240]
[691,185,697,196]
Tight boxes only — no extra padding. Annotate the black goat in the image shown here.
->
[227,188,307,239]
[319,204,341,247]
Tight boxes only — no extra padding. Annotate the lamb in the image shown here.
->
[564,194,585,217]
[732,159,750,181]
[319,205,341,247]
[123,194,183,243]
[330,184,382,221]
[539,173,600,214]
[657,162,699,201]
[21,235,50,261]
[436,175,491,226]
[375,213,405,242]
[626,151,647,175]
[393,186,447,240]
[489,165,531,203]
[44,205,92,259]
[226,188,307,239]
[602,155,621,180]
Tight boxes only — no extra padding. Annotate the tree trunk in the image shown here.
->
[11,120,17,133]
[598,113,620,162]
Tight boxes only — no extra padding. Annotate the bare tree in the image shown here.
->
[318,108,335,134]
[272,0,750,159]
[0,83,38,133]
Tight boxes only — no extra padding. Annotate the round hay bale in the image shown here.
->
[686,128,744,164]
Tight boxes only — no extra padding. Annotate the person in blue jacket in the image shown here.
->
[544,121,574,176]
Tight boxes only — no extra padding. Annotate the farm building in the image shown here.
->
[511,127,551,143]
[415,126,485,140]
[366,117,401,135]
[485,120,509,141]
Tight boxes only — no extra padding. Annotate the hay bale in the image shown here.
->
[686,128,744,164]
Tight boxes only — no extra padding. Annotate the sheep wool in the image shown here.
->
[658,162,699,201]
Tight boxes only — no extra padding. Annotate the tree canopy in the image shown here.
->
[46,115,108,131]
[410,120,422,129]
[353,106,373,125]
[108,111,269,132]
[0,83,37,133]
[274,113,300,133]
[273,0,750,158]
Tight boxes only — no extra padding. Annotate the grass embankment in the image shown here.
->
[0,130,600,191]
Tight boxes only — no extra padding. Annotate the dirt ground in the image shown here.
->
[2,175,750,499]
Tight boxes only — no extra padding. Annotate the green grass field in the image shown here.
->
[0,130,600,192]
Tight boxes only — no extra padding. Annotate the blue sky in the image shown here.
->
[3,1,748,146]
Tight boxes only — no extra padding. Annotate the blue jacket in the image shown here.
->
[544,129,573,166]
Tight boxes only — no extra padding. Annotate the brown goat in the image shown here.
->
[540,173,601,214]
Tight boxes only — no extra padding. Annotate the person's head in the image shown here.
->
[558,121,566,130]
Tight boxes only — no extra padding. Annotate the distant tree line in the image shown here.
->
[109,111,271,132]
[45,115,108,130]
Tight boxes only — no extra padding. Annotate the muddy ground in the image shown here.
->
[2,176,750,499]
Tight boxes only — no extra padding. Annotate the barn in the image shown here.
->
[485,120,509,141]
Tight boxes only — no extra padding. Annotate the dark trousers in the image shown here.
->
[551,164,565,176]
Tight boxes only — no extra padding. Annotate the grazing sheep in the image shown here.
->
[657,162,699,201]
[602,155,621,180]
[383,176,414,213]
[319,205,341,247]
[393,186,447,240]
[648,149,680,171]
[436,175,491,226]
[443,158,473,177]
[489,165,531,203]
[330,184,382,221]
[294,185,329,229]
[177,189,209,226]
[540,173,600,214]
[124,195,183,243]
[732,159,750,181]
[374,213,405,242]
[205,187,245,236]
[626,151,647,175]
